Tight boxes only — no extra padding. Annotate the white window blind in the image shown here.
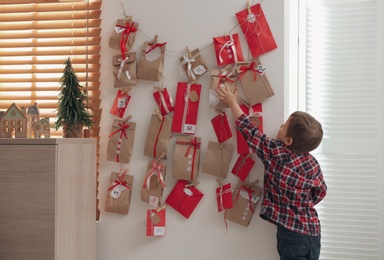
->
[293,0,383,259]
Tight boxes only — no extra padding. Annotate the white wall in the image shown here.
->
[97,0,284,259]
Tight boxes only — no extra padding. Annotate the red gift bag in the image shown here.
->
[165,180,204,219]
[216,182,233,212]
[153,87,174,116]
[213,33,244,66]
[236,103,263,154]
[110,90,131,118]
[146,206,166,236]
[171,82,201,135]
[211,112,233,143]
[236,4,277,57]
[231,154,255,181]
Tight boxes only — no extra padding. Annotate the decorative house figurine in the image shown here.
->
[0,103,28,138]
[0,102,48,139]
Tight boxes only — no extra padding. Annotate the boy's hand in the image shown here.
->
[216,86,238,106]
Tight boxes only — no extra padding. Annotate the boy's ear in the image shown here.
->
[284,137,293,146]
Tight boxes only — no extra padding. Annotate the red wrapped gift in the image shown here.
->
[235,3,277,58]
[153,86,174,116]
[213,33,244,66]
[165,180,204,219]
[231,154,255,181]
[211,112,232,143]
[216,182,233,212]
[171,82,201,135]
[146,206,166,236]
[110,90,131,118]
[236,103,263,154]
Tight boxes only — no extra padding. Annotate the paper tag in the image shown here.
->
[150,211,162,225]
[193,65,206,76]
[153,226,165,236]
[111,187,121,199]
[149,195,159,207]
[189,90,199,102]
[250,194,260,204]
[117,97,126,108]
[183,124,196,134]
[145,46,161,62]
[183,187,193,196]
[240,189,260,204]
[114,26,124,34]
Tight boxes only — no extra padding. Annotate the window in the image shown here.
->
[287,0,384,259]
[0,0,101,138]
[286,0,384,260]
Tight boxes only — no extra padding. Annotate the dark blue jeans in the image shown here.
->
[276,225,321,260]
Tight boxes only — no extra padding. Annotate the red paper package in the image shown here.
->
[216,183,233,212]
[153,87,174,116]
[165,180,204,219]
[110,90,131,118]
[146,207,166,237]
[231,154,255,181]
[171,82,201,135]
[213,33,244,66]
[235,4,277,57]
[236,103,263,154]
[211,112,232,143]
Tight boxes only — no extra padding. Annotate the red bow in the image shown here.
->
[108,171,130,191]
[117,22,137,59]
[238,61,260,81]
[108,122,129,139]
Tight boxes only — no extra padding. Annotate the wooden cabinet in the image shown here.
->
[0,138,96,260]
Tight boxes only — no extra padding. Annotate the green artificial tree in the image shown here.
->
[54,57,94,137]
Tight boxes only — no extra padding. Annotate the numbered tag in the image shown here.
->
[114,26,125,34]
[183,124,196,134]
[117,97,126,108]
[149,195,159,207]
[250,194,260,204]
[111,187,121,199]
[193,65,206,76]
[153,226,165,236]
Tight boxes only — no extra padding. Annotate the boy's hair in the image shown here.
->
[286,111,323,155]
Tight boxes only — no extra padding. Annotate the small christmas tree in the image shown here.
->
[54,57,94,137]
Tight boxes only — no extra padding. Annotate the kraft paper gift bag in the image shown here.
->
[235,3,277,57]
[216,182,233,212]
[179,48,208,82]
[211,112,233,143]
[141,155,167,207]
[165,180,204,219]
[109,19,139,56]
[237,59,274,105]
[225,181,262,227]
[105,169,134,215]
[213,33,244,66]
[236,103,263,154]
[201,141,234,179]
[110,90,131,118]
[137,37,167,82]
[144,112,172,159]
[112,52,138,88]
[231,154,255,181]
[107,116,136,164]
[173,136,201,181]
[146,206,166,236]
[152,86,174,116]
[209,67,237,109]
[171,82,201,135]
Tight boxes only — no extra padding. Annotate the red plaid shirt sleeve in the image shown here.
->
[236,114,327,236]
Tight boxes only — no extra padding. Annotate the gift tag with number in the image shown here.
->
[114,26,125,34]
[183,124,196,134]
[153,226,165,236]
[193,65,207,76]
[117,97,126,108]
[111,187,121,199]
[149,195,160,207]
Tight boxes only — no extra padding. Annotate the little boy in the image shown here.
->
[216,87,327,260]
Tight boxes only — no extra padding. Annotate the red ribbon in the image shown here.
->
[235,186,256,213]
[238,61,259,81]
[217,74,235,88]
[153,117,164,158]
[143,161,166,189]
[108,122,129,162]
[108,171,130,191]
[176,138,200,180]
[117,22,137,59]
[145,42,167,54]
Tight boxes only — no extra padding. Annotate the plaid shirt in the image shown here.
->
[236,114,327,236]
